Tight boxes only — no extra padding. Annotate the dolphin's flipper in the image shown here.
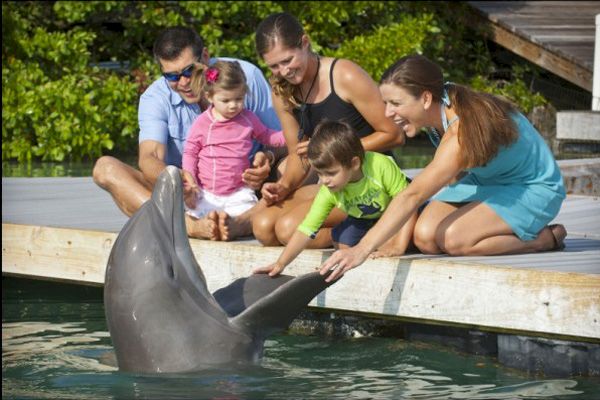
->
[231,271,332,338]
[213,274,295,317]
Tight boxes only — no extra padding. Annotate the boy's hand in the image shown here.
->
[252,261,286,277]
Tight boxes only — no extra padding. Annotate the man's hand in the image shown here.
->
[242,151,271,191]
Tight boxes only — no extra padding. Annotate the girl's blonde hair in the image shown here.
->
[190,60,247,98]
[381,55,518,168]
[255,12,309,110]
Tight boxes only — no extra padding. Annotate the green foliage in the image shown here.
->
[326,14,437,82]
[2,0,549,164]
[2,1,138,162]
[469,65,547,114]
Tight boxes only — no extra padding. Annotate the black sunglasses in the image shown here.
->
[162,63,195,82]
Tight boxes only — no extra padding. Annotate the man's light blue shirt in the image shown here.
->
[138,57,280,167]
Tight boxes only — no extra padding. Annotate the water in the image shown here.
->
[3,278,599,400]
[1,141,437,178]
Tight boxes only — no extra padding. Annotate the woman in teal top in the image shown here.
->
[320,54,567,282]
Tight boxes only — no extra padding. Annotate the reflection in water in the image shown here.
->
[2,321,589,400]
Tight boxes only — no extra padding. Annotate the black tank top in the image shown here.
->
[293,59,374,139]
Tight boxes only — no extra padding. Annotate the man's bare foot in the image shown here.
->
[217,211,252,241]
[185,212,220,240]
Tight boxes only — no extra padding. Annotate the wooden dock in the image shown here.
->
[3,163,600,344]
[468,1,600,91]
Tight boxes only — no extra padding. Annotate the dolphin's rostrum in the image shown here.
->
[104,166,332,373]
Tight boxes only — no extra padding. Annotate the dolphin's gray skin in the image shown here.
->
[104,166,331,374]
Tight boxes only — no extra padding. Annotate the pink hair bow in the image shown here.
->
[205,68,219,83]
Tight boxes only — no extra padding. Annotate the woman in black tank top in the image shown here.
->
[250,12,405,248]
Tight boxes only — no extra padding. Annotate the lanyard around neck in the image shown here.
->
[297,55,320,140]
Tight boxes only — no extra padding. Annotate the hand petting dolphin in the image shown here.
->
[104,166,332,374]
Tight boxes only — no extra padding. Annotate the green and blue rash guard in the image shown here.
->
[298,152,409,239]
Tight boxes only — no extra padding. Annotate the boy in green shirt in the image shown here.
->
[254,120,418,276]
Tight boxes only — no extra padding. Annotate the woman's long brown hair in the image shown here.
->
[381,55,518,168]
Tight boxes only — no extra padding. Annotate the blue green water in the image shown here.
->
[3,278,599,400]
[1,141,436,178]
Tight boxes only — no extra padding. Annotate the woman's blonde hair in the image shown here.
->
[255,12,309,110]
[381,55,518,168]
[190,60,247,98]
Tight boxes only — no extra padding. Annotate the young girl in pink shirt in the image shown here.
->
[182,61,285,238]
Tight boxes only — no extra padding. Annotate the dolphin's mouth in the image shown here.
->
[151,166,186,249]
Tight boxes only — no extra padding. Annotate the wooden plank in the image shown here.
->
[2,224,114,286]
[479,16,592,90]
[468,1,598,90]
[3,223,599,340]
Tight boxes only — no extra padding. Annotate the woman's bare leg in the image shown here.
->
[417,201,567,256]
[252,185,321,246]
[274,200,346,248]
[372,211,419,258]
[413,201,459,254]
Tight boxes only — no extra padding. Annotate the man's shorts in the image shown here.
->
[186,186,258,218]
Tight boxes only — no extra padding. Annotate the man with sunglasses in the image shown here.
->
[93,26,281,240]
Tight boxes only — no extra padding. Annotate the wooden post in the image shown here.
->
[594,14,600,110]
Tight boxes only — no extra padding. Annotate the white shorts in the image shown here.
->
[185,186,258,218]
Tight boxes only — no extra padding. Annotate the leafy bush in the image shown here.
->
[2,2,138,162]
[326,14,437,82]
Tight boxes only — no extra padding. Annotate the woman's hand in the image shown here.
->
[252,261,286,277]
[296,140,309,158]
[318,244,372,282]
[260,182,291,206]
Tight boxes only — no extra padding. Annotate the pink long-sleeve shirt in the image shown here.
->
[182,107,285,195]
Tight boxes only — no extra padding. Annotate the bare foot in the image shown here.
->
[217,211,252,241]
[370,245,405,259]
[185,212,220,240]
[548,224,567,251]
[217,211,231,241]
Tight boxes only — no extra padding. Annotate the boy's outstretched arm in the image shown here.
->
[252,230,312,277]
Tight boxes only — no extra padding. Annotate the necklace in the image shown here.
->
[297,55,320,140]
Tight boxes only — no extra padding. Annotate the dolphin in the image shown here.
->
[104,166,332,374]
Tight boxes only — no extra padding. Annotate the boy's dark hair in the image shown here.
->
[153,27,204,62]
[308,120,365,170]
